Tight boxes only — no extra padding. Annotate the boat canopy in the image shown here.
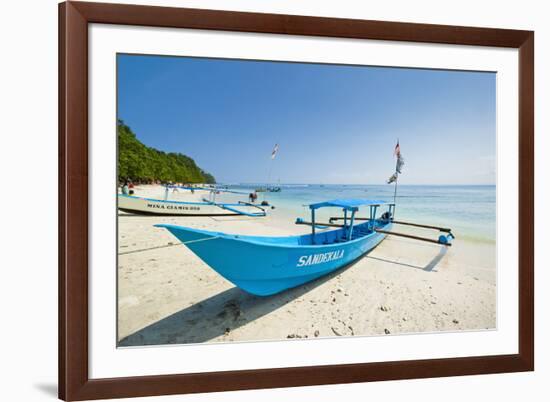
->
[308,199,392,212]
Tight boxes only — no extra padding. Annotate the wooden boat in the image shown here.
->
[254,186,281,192]
[156,199,454,296]
[118,186,266,217]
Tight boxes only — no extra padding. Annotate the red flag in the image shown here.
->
[393,140,401,157]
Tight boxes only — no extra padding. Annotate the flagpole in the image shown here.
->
[393,169,398,218]
[267,157,273,187]
[393,139,399,218]
[264,144,278,202]
[264,158,273,202]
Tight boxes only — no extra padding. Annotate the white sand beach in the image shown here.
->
[118,185,496,346]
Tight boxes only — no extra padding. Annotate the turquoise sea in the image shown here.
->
[229,184,496,244]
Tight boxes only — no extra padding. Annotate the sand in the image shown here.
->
[117,185,496,346]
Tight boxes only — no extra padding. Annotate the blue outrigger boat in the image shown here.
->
[156,199,454,296]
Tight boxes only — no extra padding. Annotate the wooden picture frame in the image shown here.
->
[59,1,534,400]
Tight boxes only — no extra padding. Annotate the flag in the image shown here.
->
[394,140,401,157]
[271,144,279,159]
[387,140,404,184]
[396,153,404,174]
[394,140,404,174]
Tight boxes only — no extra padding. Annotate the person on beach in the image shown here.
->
[121,181,129,195]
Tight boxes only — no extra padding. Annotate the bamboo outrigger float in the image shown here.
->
[156,198,454,296]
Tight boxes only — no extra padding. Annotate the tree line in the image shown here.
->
[117,120,216,184]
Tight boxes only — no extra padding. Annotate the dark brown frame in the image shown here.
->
[59,1,534,400]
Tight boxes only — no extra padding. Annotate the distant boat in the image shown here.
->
[118,186,266,217]
[255,186,281,193]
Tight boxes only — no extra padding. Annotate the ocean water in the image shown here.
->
[229,184,496,244]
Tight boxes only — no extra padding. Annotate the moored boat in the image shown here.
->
[118,186,267,217]
[157,198,454,296]
[255,186,281,192]
[118,195,265,217]
[157,199,399,295]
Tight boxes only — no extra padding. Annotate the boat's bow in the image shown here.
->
[155,224,221,245]
[155,224,306,295]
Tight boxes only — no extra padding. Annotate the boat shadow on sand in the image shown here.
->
[366,245,448,273]
[118,267,342,347]
[118,243,447,347]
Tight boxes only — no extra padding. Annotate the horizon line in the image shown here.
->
[221,182,497,186]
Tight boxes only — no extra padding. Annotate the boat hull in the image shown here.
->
[118,194,261,216]
[157,221,391,296]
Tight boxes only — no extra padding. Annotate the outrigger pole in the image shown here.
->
[376,228,455,246]
[328,216,451,233]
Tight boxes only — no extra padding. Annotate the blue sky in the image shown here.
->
[117,54,496,185]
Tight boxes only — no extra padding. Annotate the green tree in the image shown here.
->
[117,120,216,184]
